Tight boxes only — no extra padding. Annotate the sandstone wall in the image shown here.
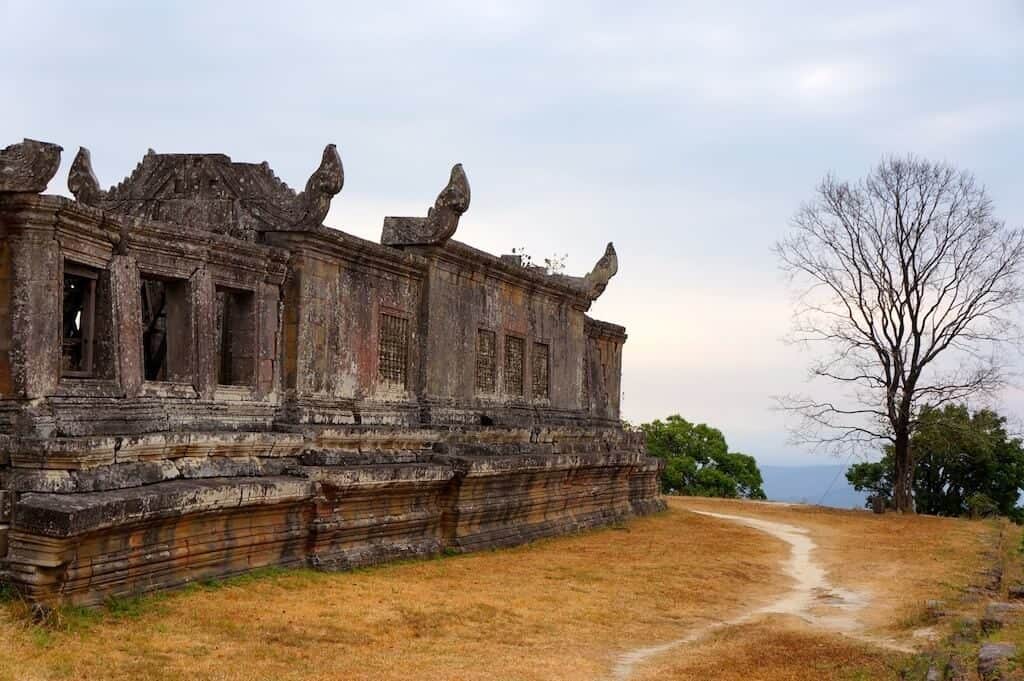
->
[585,317,626,423]
[265,227,426,427]
[3,427,662,606]
[0,145,664,607]
[410,241,589,426]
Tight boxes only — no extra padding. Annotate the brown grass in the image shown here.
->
[631,619,912,681]
[0,498,998,681]
[673,497,996,634]
[0,506,787,681]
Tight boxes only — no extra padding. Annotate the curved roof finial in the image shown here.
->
[582,242,618,300]
[297,143,344,227]
[0,138,62,194]
[382,163,471,246]
[68,147,106,206]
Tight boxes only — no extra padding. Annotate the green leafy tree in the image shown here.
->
[641,415,766,499]
[847,404,1024,520]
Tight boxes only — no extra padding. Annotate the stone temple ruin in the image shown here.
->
[0,138,664,606]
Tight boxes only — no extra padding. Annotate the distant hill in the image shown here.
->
[760,465,868,509]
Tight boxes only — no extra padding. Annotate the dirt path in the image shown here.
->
[611,510,915,680]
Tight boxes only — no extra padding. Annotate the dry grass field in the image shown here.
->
[674,497,997,636]
[636,498,1003,681]
[0,497,1002,681]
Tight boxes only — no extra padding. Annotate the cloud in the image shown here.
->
[794,61,875,99]
[914,105,1019,145]
[2,0,1022,466]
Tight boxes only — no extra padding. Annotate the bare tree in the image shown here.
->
[776,156,1024,512]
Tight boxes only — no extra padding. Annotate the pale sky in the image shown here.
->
[3,1,1022,464]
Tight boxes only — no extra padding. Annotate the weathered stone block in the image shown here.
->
[0,140,61,193]
[983,602,1024,632]
[979,642,1017,679]
[14,477,314,538]
[12,437,118,469]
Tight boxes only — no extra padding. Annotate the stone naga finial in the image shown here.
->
[0,139,63,194]
[581,242,618,300]
[68,147,106,206]
[425,163,471,242]
[381,164,471,246]
[297,143,344,228]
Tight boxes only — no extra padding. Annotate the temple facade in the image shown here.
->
[0,138,663,606]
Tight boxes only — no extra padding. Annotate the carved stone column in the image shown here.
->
[191,266,216,400]
[110,254,142,397]
[8,228,61,399]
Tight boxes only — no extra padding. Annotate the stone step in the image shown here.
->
[14,476,314,538]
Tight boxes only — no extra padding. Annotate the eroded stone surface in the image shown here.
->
[381,164,470,246]
[979,643,1018,679]
[67,144,343,240]
[0,137,661,605]
[983,602,1024,632]
[0,139,62,194]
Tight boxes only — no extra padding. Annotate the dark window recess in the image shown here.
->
[505,335,525,396]
[476,329,496,392]
[378,313,409,387]
[62,264,98,376]
[141,276,191,382]
[215,287,255,386]
[532,342,550,400]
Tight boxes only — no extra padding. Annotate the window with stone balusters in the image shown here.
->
[504,335,525,396]
[476,329,496,392]
[532,342,550,400]
[378,313,409,387]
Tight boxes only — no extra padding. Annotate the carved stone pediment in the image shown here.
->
[382,164,470,246]
[0,139,62,194]
[68,144,344,241]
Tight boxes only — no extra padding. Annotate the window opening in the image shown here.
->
[505,335,524,396]
[476,329,496,392]
[532,342,550,399]
[62,263,98,377]
[141,276,191,382]
[215,287,255,386]
[378,313,409,387]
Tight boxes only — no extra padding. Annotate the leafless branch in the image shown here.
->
[774,155,1024,509]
